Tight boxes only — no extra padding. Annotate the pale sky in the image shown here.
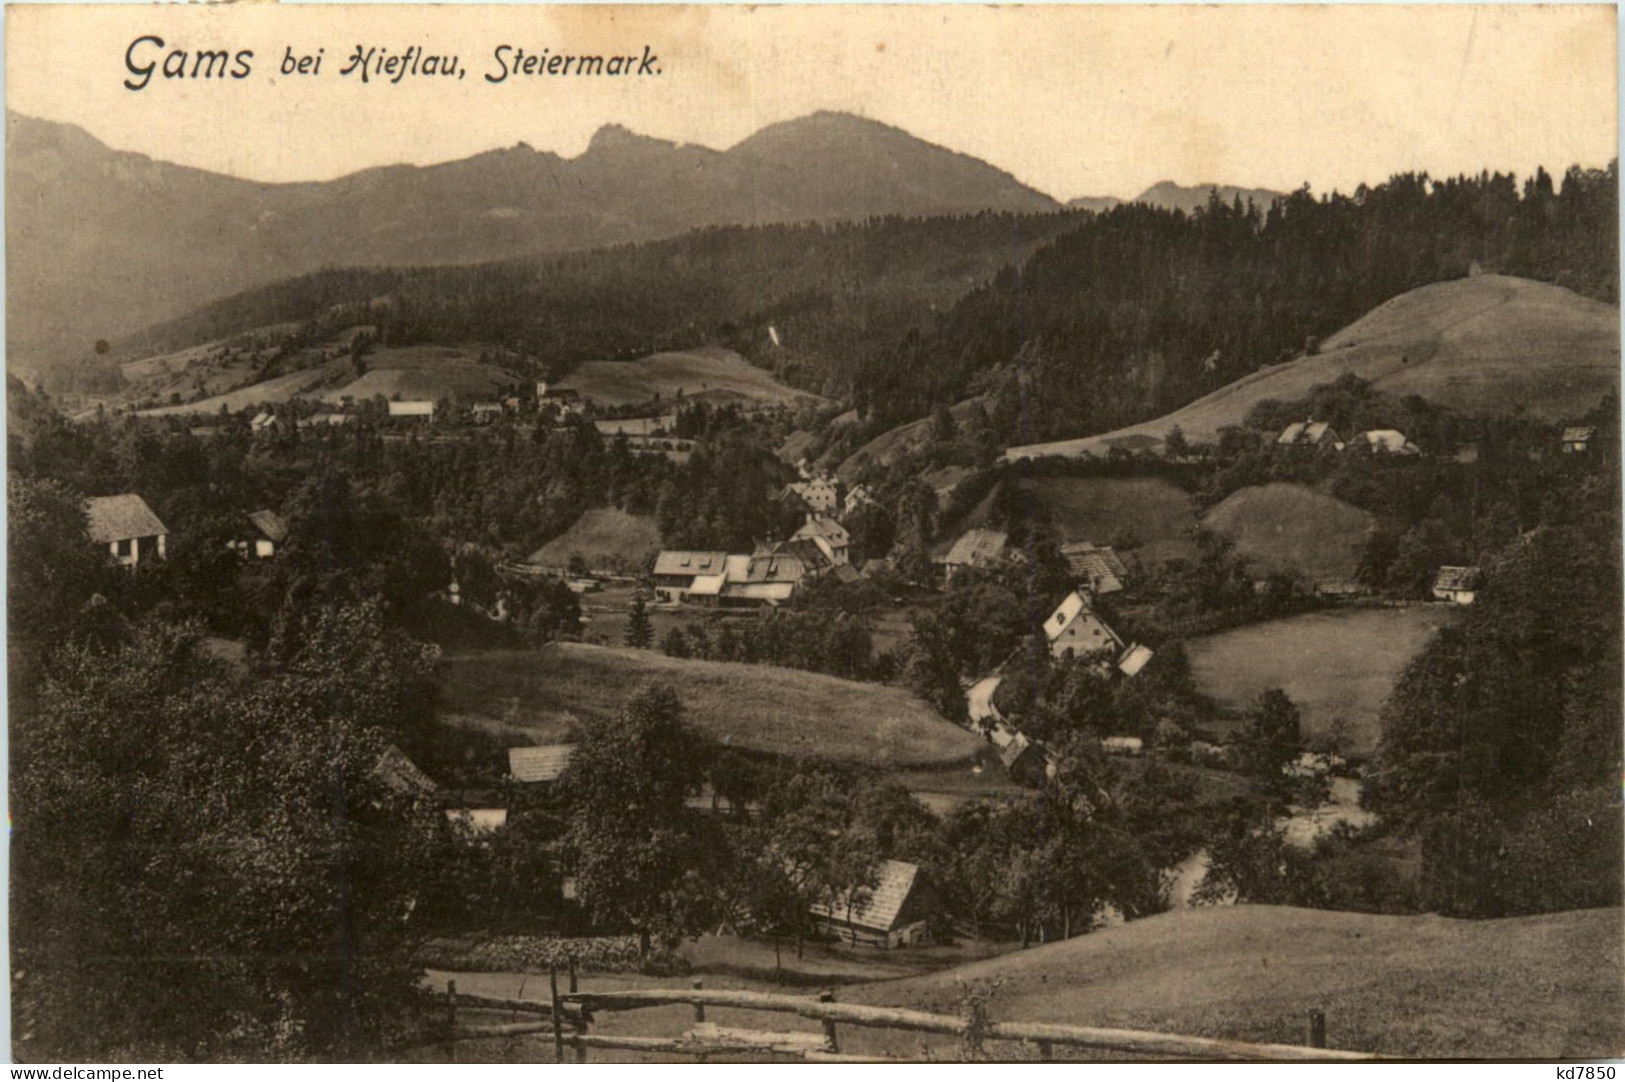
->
[5,4,1618,201]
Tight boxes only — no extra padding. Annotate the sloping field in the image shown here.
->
[525,508,661,573]
[1202,483,1373,582]
[136,344,519,415]
[436,642,980,768]
[137,357,353,416]
[1007,275,1621,460]
[1020,475,1199,567]
[558,347,825,409]
[319,346,520,402]
[840,905,1624,1059]
[1186,607,1459,754]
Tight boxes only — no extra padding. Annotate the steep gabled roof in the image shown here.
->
[794,515,850,546]
[85,494,168,544]
[1563,426,1597,443]
[375,744,439,798]
[1044,591,1090,640]
[508,744,576,784]
[809,859,922,932]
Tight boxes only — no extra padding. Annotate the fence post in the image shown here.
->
[692,979,708,1063]
[819,990,839,1053]
[446,980,457,1065]
[568,955,579,994]
[550,965,564,1063]
[1307,1009,1326,1049]
[960,993,988,1062]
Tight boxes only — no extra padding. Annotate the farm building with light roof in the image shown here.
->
[936,528,1008,580]
[1062,541,1129,594]
[508,745,576,785]
[1562,426,1597,454]
[87,493,169,567]
[1432,566,1483,605]
[809,859,940,948]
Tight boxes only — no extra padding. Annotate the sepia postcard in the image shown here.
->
[4,2,1621,1067]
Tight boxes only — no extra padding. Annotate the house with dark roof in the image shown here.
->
[1062,542,1128,594]
[235,509,290,560]
[86,494,168,567]
[809,859,940,948]
[1562,426,1598,454]
[374,744,439,802]
[652,550,730,602]
[792,514,851,566]
[1277,420,1344,451]
[1432,565,1483,605]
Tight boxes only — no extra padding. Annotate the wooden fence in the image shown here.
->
[441,968,1380,1064]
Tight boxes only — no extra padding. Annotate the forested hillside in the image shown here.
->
[108,163,1618,461]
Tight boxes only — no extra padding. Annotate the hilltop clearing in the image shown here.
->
[1007,275,1620,459]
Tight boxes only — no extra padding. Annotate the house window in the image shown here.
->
[116,538,133,558]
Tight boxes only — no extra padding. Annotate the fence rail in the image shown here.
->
[443,970,1379,1063]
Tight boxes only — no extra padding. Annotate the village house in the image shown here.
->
[1562,426,1597,454]
[651,550,730,602]
[249,411,281,434]
[86,493,168,567]
[843,483,876,517]
[1044,591,1154,676]
[935,528,1008,581]
[1044,590,1124,660]
[234,509,289,560]
[784,477,840,515]
[471,401,504,423]
[1000,731,1055,787]
[683,783,760,819]
[388,399,436,421]
[791,514,852,566]
[809,859,940,948]
[1277,419,1344,451]
[720,552,804,609]
[508,745,576,785]
[1354,429,1421,455]
[1061,541,1129,595]
[1432,565,1483,605]
[536,381,586,416]
[1102,735,1145,757]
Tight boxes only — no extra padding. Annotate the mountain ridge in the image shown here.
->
[4,109,1060,376]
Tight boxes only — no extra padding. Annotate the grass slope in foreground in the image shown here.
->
[1186,607,1460,755]
[841,905,1624,1059]
[436,642,981,768]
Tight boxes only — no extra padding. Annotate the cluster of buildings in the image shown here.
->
[1276,420,1421,455]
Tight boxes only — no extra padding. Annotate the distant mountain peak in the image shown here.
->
[583,122,676,157]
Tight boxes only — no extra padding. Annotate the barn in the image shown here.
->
[810,859,940,948]
[508,745,576,784]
